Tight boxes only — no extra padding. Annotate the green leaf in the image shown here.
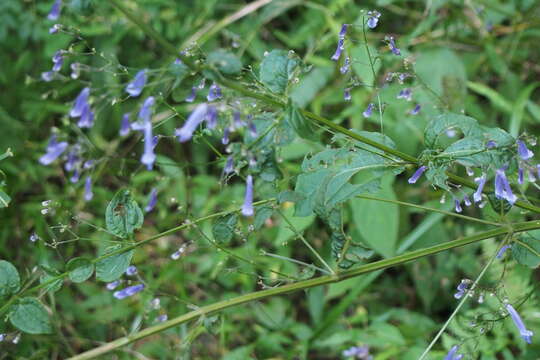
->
[95,244,134,282]
[212,214,238,244]
[0,188,11,208]
[105,189,144,239]
[259,49,300,94]
[424,113,481,149]
[0,260,20,297]
[290,66,333,108]
[284,100,316,140]
[9,297,52,334]
[207,49,242,75]
[512,232,540,268]
[350,176,398,257]
[254,206,273,230]
[424,166,449,191]
[509,82,540,137]
[40,267,63,293]
[66,257,94,283]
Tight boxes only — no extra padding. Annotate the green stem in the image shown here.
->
[107,0,540,214]
[0,199,274,317]
[68,220,540,360]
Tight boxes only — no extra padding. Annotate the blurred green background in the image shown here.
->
[1,0,540,359]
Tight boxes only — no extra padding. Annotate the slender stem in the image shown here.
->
[276,209,335,274]
[68,220,540,360]
[418,236,509,359]
[355,194,502,226]
[0,199,275,317]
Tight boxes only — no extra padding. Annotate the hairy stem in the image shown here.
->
[68,220,540,359]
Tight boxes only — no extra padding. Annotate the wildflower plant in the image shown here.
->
[2,1,540,359]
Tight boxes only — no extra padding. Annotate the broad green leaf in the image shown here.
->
[275,205,314,245]
[212,214,238,244]
[512,232,540,268]
[259,49,300,94]
[424,166,449,191]
[290,66,333,108]
[67,257,94,283]
[105,189,144,239]
[0,188,10,208]
[40,266,63,293]
[440,137,492,167]
[9,297,52,334]
[350,176,398,257]
[0,260,20,297]
[207,49,242,75]
[284,100,316,140]
[424,113,481,149]
[254,206,273,230]
[96,244,134,282]
[509,82,540,136]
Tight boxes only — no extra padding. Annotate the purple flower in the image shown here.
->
[120,113,131,136]
[248,121,258,137]
[138,96,155,123]
[496,245,510,259]
[145,188,158,212]
[233,111,244,129]
[362,103,374,118]
[185,87,197,103]
[463,195,471,207]
[454,199,462,213]
[175,103,209,142]
[397,88,412,101]
[125,265,138,276]
[30,232,39,242]
[486,140,497,149]
[331,39,345,61]
[529,169,536,182]
[70,87,90,118]
[41,71,55,82]
[125,69,147,97]
[338,24,348,39]
[207,82,222,102]
[47,0,62,20]
[344,88,351,101]
[141,122,156,170]
[495,167,517,204]
[222,127,230,145]
[83,160,94,169]
[517,140,534,160]
[77,103,94,128]
[454,280,469,299]
[342,345,370,358]
[224,156,234,174]
[409,104,421,115]
[387,36,401,55]
[408,165,427,184]
[366,11,381,29]
[205,106,218,129]
[83,176,93,201]
[70,62,81,79]
[444,345,461,360]
[340,56,350,74]
[106,280,120,290]
[39,136,68,165]
[70,170,80,183]
[505,303,533,344]
[241,175,254,217]
[518,167,524,185]
[157,314,168,322]
[113,284,145,300]
[52,50,64,72]
[473,174,486,203]
[64,147,79,172]
[49,24,61,34]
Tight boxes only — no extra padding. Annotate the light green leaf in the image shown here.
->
[96,244,134,282]
[254,206,273,230]
[424,113,481,149]
[207,49,242,75]
[105,189,144,239]
[212,214,238,244]
[284,100,316,140]
[512,232,540,268]
[0,189,11,208]
[509,82,540,137]
[9,297,52,334]
[351,176,398,257]
[67,257,94,283]
[0,260,20,297]
[259,49,300,94]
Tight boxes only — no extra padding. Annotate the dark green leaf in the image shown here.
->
[105,189,144,239]
[254,206,273,230]
[39,266,63,293]
[259,49,300,94]
[424,113,481,149]
[512,232,540,268]
[207,49,242,75]
[96,244,134,282]
[212,214,238,244]
[284,100,316,140]
[9,297,52,334]
[0,260,20,297]
[67,257,94,283]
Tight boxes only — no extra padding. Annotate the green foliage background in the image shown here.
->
[1,0,540,359]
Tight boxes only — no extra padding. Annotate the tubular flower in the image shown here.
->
[407,166,427,184]
[473,174,487,203]
[47,0,62,20]
[366,11,381,29]
[362,103,374,118]
[145,188,158,212]
[175,103,209,142]
[517,140,534,160]
[241,175,254,217]
[39,136,68,165]
[113,284,145,300]
[506,303,533,344]
[69,87,90,118]
[125,69,147,97]
[84,176,93,201]
[494,167,517,204]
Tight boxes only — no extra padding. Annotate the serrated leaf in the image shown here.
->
[0,188,11,208]
[96,244,134,282]
[207,49,242,75]
[259,49,300,94]
[0,260,20,297]
[9,297,52,334]
[424,165,450,191]
[212,214,238,244]
[424,113,481,149]
[67,257,94,283]
[512,232,540,268]
[105,190,144,239]
[284,101,316,140]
